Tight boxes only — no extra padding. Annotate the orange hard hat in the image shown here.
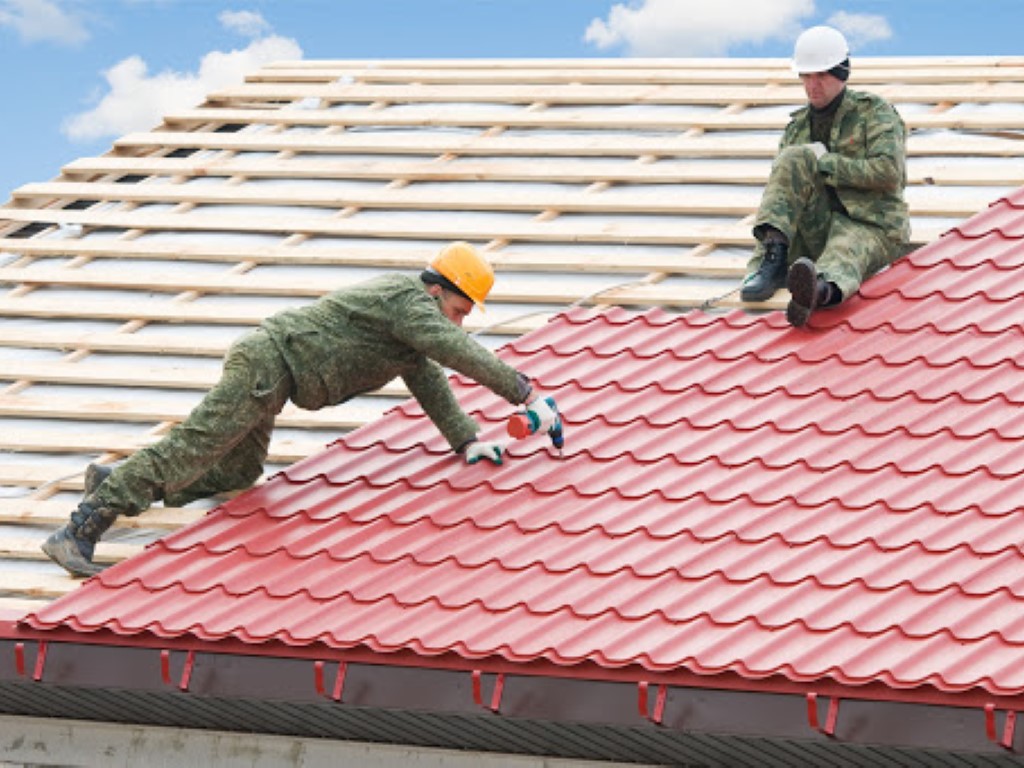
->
[429,241,494,308]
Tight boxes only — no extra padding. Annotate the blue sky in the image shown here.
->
[0,0,1021,198]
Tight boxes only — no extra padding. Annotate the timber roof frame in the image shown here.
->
[1,53,1023,615]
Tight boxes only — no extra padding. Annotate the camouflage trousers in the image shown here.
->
[90,329,293,516]
[748,145,902,300]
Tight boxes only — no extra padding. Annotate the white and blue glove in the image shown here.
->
[464,439,505,465]
[524,396,558,434]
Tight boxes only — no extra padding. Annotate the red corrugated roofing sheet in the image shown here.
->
[20,192,1024,701]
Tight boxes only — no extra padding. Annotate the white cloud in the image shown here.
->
[63,21,301,142]
[585,0,815,56]
[0,0,88,45]
[219,9,270,39]
[826,11,892,51]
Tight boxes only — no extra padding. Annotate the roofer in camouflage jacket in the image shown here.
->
[740,25,910,327]
[42,242,561,578]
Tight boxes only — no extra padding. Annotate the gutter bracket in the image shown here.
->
[985,703,1017,751]
[313,660,347,702]
[471,670,505,714]
[13,641,48,681]
[160,649,195,692]
[13,642,24,677]
[638,681,668,725]
[806,692,840,737]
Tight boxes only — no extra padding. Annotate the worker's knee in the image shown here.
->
[774,145,820,175]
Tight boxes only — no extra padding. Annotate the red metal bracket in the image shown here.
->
[806,693,840,737]
[985,703,1017,750]
[160,649,195,692]
[33,641,48,682]
[14,641,48,682]
[314,660,348,702]
[638,681,668,725]
[13,643,24,677]
[471,670,505,713]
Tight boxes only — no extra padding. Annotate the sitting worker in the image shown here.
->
[43,241,559,577]
[740,25,910,327]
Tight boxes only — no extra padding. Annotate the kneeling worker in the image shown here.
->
[43,241,559,577]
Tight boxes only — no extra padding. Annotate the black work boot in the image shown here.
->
[84,463,112,497]
[41,502,119,578]
[741,240,789,302]
[785,257,836,328]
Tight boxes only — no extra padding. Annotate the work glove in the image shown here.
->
[524,396,558,434]
[464,439,505,466]
[808,142,828,160]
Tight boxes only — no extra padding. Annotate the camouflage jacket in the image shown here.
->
[262,273,530,450]
[782,87,910,243]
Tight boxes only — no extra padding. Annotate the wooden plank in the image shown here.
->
[0,393,380,430]
[0,597,50,614]
[0,463,266,497]
[0,571,82,598]
[0,207,758,247]
[14,180,769,217]
[0,296,552,335]
[112,129,782,158]
[0,207,944,247]
[0,465,92,489]
[0,295,275,325]
[62,154,778,184]
[163,104,1024,134]
[258,57,1024,71]
[60,155,1024,188]
[0,237,740,275]
[12,180,992,219]
[0,359,411,399]
[0,235,439,268]
[210,81,814,106]
[0,498,205,530]
[170,105,792,132]
[0,267,747,304]
[0,266,348,298]
[0,429,330,464]
[206,80,1024,106]
[109,129,1024,160]
[1,537,141,565]
[242,64,1024,86]
[0,328,229,356]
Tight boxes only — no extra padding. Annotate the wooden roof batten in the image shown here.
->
[1,55,1023,611]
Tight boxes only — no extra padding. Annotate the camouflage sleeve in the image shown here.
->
[402,358,479,452]
[817,101,906,193]
[390,287,530,405]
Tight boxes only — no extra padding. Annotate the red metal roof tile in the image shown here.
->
[20,188,1024,705]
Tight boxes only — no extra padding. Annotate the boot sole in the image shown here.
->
[786,259,818,327]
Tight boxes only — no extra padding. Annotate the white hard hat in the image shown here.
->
[792,26,849,74]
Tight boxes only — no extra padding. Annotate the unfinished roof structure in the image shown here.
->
[3,57,1024,764]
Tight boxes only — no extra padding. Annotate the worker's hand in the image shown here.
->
[525,396,558,434]
[808,142,828,160]
[464,439,505,465]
